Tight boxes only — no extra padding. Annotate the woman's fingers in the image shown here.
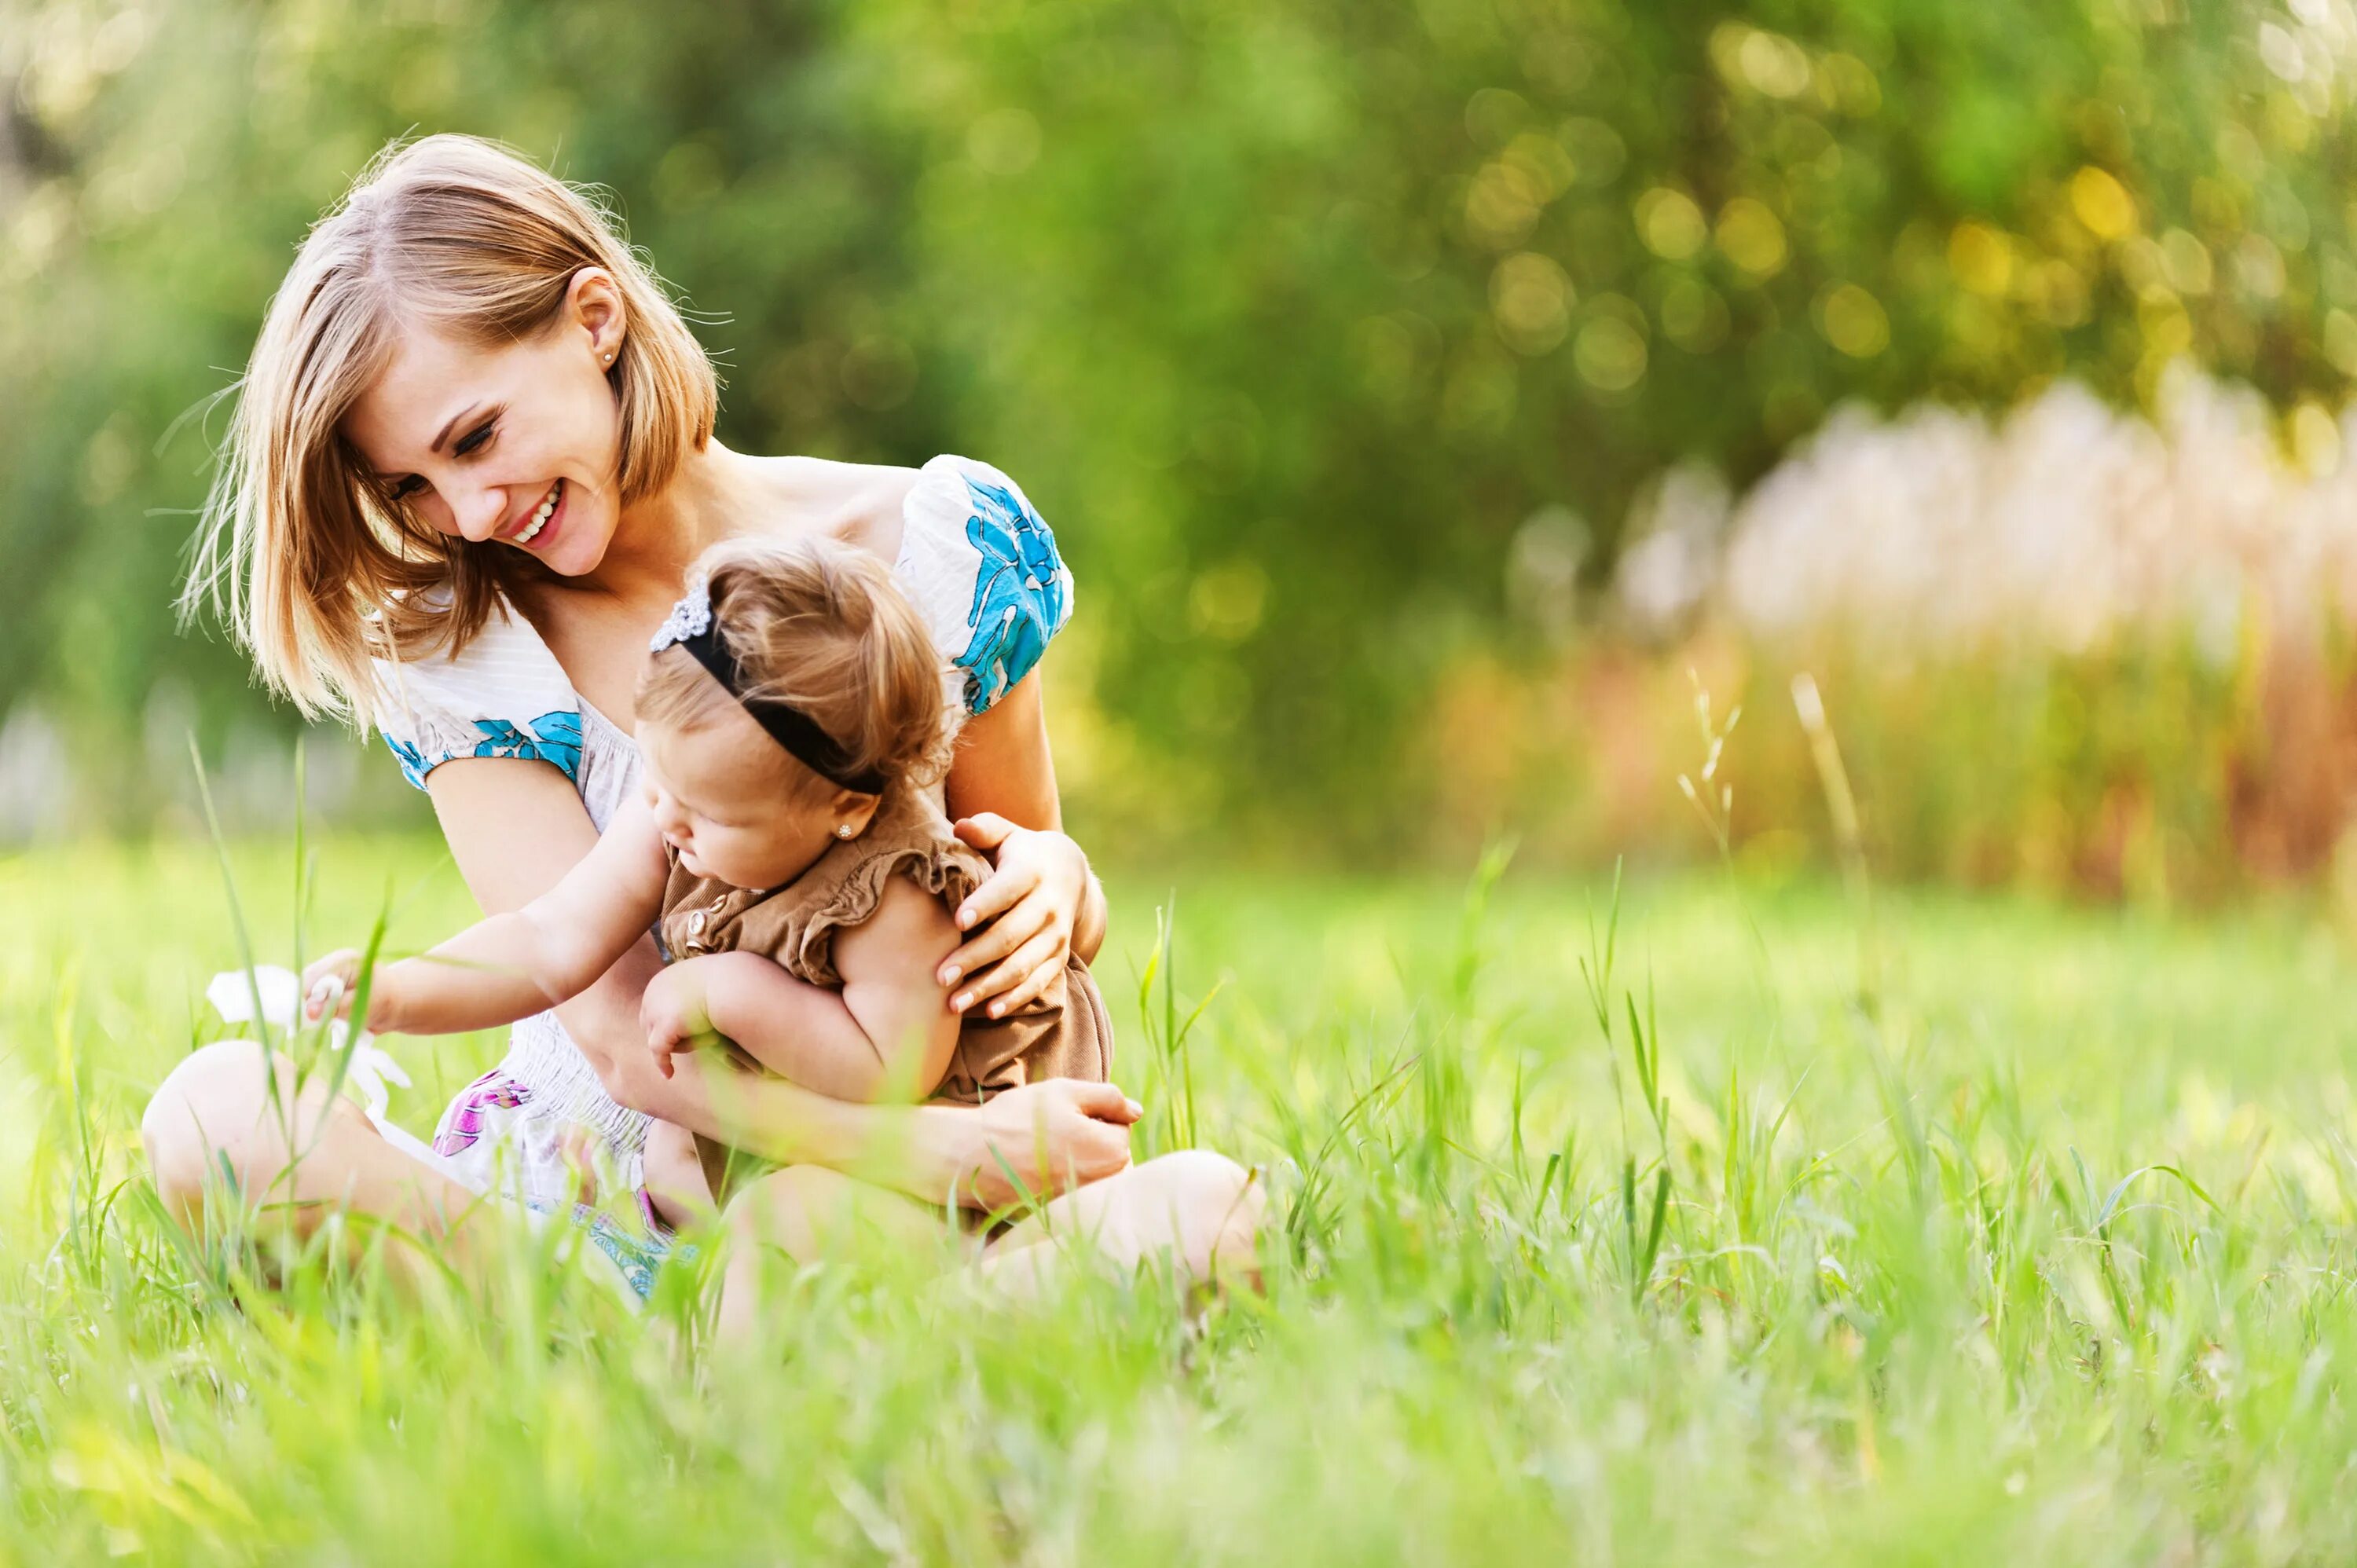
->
[957,932,1063,1017]
[946,918,1056,1011]
[952,855,1040,936]
[1061,1079,1145,1125]
[951,811,1017,853]
[968,1080,1140,1202]
[942,896,1054,995]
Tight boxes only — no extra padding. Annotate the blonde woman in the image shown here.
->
[142,134,1260,1302]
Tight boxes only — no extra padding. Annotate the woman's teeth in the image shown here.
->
[516,479,562,544]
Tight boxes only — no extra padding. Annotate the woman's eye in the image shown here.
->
[390,475,426,500]
[453,420,497,457]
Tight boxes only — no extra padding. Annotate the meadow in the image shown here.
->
[0,832,2355,1562]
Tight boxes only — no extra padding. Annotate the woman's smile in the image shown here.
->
[503,478,566,550]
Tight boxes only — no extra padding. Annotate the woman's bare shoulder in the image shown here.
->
[745,455,925,555]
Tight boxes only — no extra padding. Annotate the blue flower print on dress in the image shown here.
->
[382,709,583,789]
[957,478,1069,715]
[471,711,585,778]
[385,735,435,791]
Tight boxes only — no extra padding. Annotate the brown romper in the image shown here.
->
[657,786,1114,1202]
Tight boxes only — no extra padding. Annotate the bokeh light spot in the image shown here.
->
[1716,198,1787,277]
[2069,167,2136,240]
[1490,252,1574,355]
[1636,189,1707,260]
[1189,561,1270,643]
[1574,314,1648,390]
[2161,229,2214,296]
[1466,160,1546,249]
[2234,234,2286,299]
[1949,222,2014,296]
[1816,284,1890,358]
[2292,401,2341,476]
[1659,279,1730,352]
[2324,309,2357,375]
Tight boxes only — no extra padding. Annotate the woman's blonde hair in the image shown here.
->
[182,134,718,722]
[636,536,951,803]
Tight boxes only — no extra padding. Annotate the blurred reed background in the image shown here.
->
[9,0,2357,898]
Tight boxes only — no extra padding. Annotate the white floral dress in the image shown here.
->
[368,456,1074,1298]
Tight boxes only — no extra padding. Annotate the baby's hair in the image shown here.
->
[636,536,950,801]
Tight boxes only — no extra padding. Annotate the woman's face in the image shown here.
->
[342,274,627,578]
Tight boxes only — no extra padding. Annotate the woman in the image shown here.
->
[141,134,1261,1304]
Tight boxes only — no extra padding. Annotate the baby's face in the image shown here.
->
[640,711,837,891]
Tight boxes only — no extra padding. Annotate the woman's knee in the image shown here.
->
[140,1039,347,1222]
[1133,1149,1266,1283]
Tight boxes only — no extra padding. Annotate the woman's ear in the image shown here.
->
[565,267,628,365]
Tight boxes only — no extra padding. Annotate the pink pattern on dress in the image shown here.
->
[431,1071,531,1157]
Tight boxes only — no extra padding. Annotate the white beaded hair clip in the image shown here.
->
[648,577,714,654]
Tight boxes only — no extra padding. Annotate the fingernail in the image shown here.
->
[940,966,959,987]
[1126,1099,1145,1118]
[988,1001,1005,1018]
[958,908,976,929]
[952,992,973,1012]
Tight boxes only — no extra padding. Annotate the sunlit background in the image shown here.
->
[9,0,2357,896]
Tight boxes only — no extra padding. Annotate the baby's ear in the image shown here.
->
[830,789,885,839]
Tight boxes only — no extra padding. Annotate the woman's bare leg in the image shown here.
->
[713,1149,1266,1339]
[716,1164,947,1341]
[141,1039,498,1284]
[980,1149,1265,1297]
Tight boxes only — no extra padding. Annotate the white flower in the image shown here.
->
[205,965,410,1119]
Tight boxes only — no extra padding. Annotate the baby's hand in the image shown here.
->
[301,951,364,1022]
[640,962,716,1079]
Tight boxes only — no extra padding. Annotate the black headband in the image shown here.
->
[651,584,889,796]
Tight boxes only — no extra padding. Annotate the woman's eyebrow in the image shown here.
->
[429,403,485,454]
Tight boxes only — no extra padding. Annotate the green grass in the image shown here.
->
[3,834,2357,1563]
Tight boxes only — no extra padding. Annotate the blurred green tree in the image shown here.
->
[2,0,2349,848]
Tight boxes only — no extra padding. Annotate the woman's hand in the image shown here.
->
[933,1078,1142,1210]
[940,814,1102,1017]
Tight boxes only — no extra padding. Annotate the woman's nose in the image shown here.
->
[453,484,507,543]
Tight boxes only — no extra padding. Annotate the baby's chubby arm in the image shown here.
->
[305,799,672,1036]
[649,875,962,1104]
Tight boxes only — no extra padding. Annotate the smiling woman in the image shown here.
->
[148,133,1263,1314]
[185,135,717,713]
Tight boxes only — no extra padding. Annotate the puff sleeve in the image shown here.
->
[369,603,585,789]
[891,455,1076,720]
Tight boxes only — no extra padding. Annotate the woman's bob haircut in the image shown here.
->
[182,133,717,724]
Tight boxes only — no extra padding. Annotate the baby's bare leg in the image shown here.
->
[639,1119,714,1229]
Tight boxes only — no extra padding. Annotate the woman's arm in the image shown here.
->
[939,669,1110,1014]
[420,757,1127,1203]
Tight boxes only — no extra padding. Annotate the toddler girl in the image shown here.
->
[304,534,1110,1206]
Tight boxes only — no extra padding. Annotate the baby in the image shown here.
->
[304,534,1111,1204]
